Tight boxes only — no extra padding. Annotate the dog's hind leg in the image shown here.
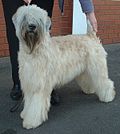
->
[23,87,52,129]
[86,49,115,103]
[75,71,95,94]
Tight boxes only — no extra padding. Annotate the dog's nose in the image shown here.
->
[28,24,36,31]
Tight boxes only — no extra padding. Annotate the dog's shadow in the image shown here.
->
[49,80,98,121]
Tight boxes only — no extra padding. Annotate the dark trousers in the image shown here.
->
[2,0,54,86]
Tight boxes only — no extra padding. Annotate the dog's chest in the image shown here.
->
[19,55,42,82]
[19,60,35,82]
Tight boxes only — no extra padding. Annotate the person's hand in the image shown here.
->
[23,0,32,4]
[86,12,98,32]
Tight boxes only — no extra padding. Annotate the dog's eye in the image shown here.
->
[23,16,26,21]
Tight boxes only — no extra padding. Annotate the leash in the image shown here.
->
[10,95,24,113]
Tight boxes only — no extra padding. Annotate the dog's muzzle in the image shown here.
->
[27,24,37,33]
[22,23,40,54]
[28,24,36,31]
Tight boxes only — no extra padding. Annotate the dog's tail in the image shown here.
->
[87,20,96,37]
[87,20,101,43]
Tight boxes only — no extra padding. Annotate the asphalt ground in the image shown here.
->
[0,43,120,134]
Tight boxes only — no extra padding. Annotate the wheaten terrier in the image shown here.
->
[12,5,115,129]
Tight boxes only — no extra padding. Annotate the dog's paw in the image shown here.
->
[82,88,95,94]
[99,89,116,103]
[23,119,43,129]
[22,110,48,129]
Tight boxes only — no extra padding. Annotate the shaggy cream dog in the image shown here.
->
[12,5,115,129]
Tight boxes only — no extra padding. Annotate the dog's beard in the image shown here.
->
[21,23,45,53]
[24,31,39,53]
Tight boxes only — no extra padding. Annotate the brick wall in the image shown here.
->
[51,0,73,36]
[0,0,9,57]
[0,0,120,57]
[93,0,120,44]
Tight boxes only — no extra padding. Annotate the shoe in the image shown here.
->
[10,84,22,101]
[51,90,60,105]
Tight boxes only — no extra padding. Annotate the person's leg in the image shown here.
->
[2,0,24,100]
[31,0,54,18]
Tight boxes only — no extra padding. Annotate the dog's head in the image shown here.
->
[12,4,51,53]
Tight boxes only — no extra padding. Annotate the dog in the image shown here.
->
[12,5,115,129]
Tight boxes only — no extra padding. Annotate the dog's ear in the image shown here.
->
[46,17,51,32]
[12,13,17,28]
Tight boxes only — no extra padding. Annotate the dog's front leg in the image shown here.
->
[23,88,51,129]
[20,90,33,120]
